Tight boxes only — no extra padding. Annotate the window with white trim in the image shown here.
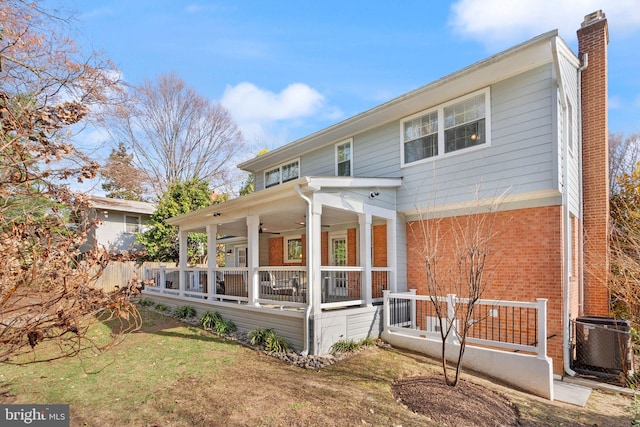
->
[566,97,574,154]
[336,139,352,176]
[125,215,141,234]
[264,159,300,188]
[284,235,303,263]
[401,88,490,166]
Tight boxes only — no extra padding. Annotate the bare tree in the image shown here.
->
[101,72,244,197]
[0,0,140,363]
[410,190,505,386]
[609,132,640,194]
[609,159,640,326]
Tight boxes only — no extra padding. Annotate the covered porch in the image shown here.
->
[142,176,403,354]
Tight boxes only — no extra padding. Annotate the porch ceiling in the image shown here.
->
[216,205,359,238]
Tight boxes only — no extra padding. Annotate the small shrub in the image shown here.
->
[137,298,154,307]
[200,310,222,329]
[248,328,274,346]
[330,339,360,354]
[155,303,168,312]
[213,317,236,334]
[173,305,196,319]
[359,337,376,347]
[265,334,290,353]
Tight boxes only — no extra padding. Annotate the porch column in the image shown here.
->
[247,215,260,306]
[179,229,188,297]
[359,213,372,306]
[310,200,323,317]
[387,217,397,292]
[206,224,217,299]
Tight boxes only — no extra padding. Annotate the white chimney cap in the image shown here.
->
[581,10,606,28]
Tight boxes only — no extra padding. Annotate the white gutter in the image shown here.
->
[295,184,313,356]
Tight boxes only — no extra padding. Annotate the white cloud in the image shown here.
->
[609,95,623,110]
[449,0,640,50]
[220,82,329,139]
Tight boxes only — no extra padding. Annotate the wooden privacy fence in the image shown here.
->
[92,261,175,292]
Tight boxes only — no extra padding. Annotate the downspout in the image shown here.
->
[295,184,312,356]
[562,52,589,378]
[577,52,588,315]
[553,37,580,377]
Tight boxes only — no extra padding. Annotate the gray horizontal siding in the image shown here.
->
[301,143,335,176]
[397,64,556,211]
[354,123,401,178]
[346,306,384,339]
[558,51,580,216]
[142,294,305,351]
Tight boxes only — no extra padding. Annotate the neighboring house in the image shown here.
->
[143,12,610,399]
[84,196,156,254]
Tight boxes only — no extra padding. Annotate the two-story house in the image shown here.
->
[142,11,610,399]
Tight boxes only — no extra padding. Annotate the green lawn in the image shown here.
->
[0,307,634,426]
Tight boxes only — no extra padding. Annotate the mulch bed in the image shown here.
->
[392,376,519,426]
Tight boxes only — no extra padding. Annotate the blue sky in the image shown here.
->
[53,0,639,166]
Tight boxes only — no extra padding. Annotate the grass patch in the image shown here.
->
[0,307,633,426]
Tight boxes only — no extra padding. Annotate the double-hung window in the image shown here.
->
[125,215,141,234]
[265,159,300,188]
[401,88,490,166]
[404,111,438,163]
[336,139,352,176]
[444,93,486,153]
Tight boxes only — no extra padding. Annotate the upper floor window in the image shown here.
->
[404,110,438,163]
[125,215,141,234]
[336,139,352,176]
[444,93,486,153]
[265,159,300,188]
[401,88,490,166]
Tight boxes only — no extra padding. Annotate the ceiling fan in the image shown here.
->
[259,223,280,235]
[295,220,330,229]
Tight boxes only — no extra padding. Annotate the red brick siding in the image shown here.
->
[406,206,565,374]
[321,231,328,265]
[578,17,610,316]
[268,235,307,266]
[347,228,357,266]
[373,224,387,267]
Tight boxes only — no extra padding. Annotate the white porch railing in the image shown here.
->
[382,290,553,400]
[257,267,307,307]
[144,266,250,303]
[320,266,364,309]
[383,291,548,358]
[144,264,394,310]
[371,267,391,303]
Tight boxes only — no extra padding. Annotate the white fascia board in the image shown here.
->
[305,176,403,190]
[166,177,308,227]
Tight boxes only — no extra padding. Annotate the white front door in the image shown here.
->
[330,235,347,297]
[236,246,247,267]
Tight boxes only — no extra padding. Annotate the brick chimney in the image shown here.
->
[578,10,609,316]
